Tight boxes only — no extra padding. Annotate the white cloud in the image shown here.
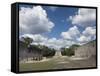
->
[19,6,54,35]
[47,38,63,49]
[61,26,96,44]
[83,27,96,36]
[67,8,96,44]
[69,8,96,27]
[77,35,91,43]
[20,34,47,43]
[77,27,96,43]
[61,26,80,40]
[46,38,76,50]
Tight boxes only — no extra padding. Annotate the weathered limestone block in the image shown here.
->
[75,41,96,58]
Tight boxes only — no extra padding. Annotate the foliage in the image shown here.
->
[22,37,33,46]
[19,39,56,57]
[28,45,42,53]
[40,45,56,57]
[61,44,80,56]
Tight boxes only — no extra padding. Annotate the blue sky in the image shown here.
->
[43,6,78,38]
[19,4,96,49]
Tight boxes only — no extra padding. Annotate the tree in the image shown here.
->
[28,45,43,61]
[19,37,56,60]
[21,37,33,61]
[22,37,33,46]
[61,48,67,56]
[61,44,80,56]
[39,45,56,58]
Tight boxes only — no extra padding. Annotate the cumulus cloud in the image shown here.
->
[69,8,96,27]
[77,35,91,43]
[82,27,96,36]
[46,38,64,49]
[43,38,77,50]
[61,26,80,40]
[61,26,96,44]
[19,6,54,35]
[67,8,96,44]
[20,34,47,43]
[77,27,96,43]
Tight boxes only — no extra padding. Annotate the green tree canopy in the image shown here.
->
[22,37,33,46]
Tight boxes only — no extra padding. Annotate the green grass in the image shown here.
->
[19,59,57,71]
[19,57,96,71]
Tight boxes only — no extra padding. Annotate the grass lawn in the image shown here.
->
[19,58,58,71]
[19,56,96,72]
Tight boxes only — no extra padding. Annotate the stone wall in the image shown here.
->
[75,41,96,58]
[19,47,42,61]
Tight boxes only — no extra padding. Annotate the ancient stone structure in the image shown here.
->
[75,41,96,58]
[19,41,43,62]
